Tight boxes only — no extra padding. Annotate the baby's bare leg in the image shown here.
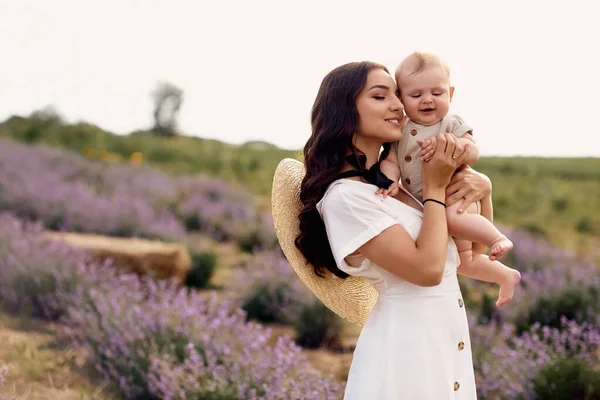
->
[447,200,513,261]
[455,238,522,307]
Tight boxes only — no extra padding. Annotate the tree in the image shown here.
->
[151,82,183,136]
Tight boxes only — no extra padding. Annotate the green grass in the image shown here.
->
[472,157,600,253]
[0,114,299,197]
[1,114,599,256]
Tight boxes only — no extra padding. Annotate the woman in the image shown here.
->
[295,61,489,399]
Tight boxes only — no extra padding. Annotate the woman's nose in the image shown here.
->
[391,96,404,111]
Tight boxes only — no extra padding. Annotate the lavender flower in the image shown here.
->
[472,319,600,399]
[0,213,344,399]
[0,138,275,245]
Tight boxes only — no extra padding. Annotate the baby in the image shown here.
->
[380,52,521,307]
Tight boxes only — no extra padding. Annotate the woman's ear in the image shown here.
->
[449,86,455,102]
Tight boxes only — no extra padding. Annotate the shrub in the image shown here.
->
[551,196,569,212]
[515,286,599,335]
[242,281,294,324]
[235,253,307,325]
[0,213,90,320]
[576,216,596,234]
[235,252,343,349]
[236,214,277,253]
[532,357,600,400]
[294,300,343,349]
[184,250,218,289]
[519,221,547,238]
[477,291,499,325]
[237,228,268,253]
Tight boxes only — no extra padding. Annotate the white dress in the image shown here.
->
[317,179,477,400]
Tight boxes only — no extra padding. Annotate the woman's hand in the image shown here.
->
[422,133,467,192]
[445,166,492,212]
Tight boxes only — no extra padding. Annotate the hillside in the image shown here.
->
[1,114,599,257]
[0,114,299,197]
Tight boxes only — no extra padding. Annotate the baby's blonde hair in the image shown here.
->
[395,52,451,82]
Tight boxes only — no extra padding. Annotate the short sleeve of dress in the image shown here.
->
[448,114,473,138]
[317,183,399,269]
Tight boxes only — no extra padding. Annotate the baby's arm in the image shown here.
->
[458,133,479,165]
[418,116,480,163]
[377,144,401,197]
[451,115,479,164]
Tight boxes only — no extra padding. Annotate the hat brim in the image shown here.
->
[271,158,377,326]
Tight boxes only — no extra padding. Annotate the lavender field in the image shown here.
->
[1,138,599,399]
[0,138,276,248]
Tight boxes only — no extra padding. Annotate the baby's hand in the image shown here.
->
[375,182,400,198]
[417,137,437,162]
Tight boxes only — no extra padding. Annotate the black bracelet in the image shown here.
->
[423,198,447,208]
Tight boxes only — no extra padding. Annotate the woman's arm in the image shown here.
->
[358,133,464,286]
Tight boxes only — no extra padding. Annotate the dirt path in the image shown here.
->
[0,312,120,400]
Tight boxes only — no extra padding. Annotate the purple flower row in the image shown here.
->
[461,226,600,398]
[0,139,276,245]
[0,213,344,399]
[471,318,600,399]
[460,226,600,325]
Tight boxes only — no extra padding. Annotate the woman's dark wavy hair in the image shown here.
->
[294,61,392,279]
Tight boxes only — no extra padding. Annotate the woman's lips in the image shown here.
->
[385,118,401,127]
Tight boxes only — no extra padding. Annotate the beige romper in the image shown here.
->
[395,114,473,202]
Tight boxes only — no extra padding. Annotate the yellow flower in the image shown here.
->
[130,152,143,166]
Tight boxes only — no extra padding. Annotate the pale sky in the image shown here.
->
[1,0,599,156]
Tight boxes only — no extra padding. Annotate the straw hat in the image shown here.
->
[271,158,378,326]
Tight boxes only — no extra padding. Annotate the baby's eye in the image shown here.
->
[433,92,442,96]
[410,94,421,98]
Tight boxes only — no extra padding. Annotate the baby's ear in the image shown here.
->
[449,86,455,101]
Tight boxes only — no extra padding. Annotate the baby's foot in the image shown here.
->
[489,236,513,261]
[496,269,522,307]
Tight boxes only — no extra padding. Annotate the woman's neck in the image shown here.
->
[341,138,383,172]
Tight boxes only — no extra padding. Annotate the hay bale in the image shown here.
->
[43,232,192,284]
